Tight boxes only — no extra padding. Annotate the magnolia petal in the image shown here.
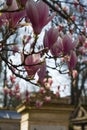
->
[37,62,46,84]
[24,54,41,77]
[68,51,77,70]
[26,0,39,29]
[50,37,63,57]
[44,28,59,49]
[63,35,74,54]
[26,0,55,34]
[7,0,18,11]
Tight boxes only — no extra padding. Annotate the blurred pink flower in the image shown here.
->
[10,75,16,83]
[9,89,13,97]
[72,70,78,79]
[37,62,46,84]
[78,47,86,55]
[50,35,75,57]
[7,0,18,11]
[0,14,6,27]
[8,10,26,28]
[16,93,21,100]
[0,10,26,28]
[26,0,55,34]
[12,45,19,54]
[78,35,85,44]
[62,35,75,54]
[44,28,59,49]
[55,91,60,98]
[24,54,41,77]
[15,84,19,91]
[35,100,43,108]
[39,87,46,94]
[45,82,51,90]
[68,51,77,70]
[50,37,63,57]
[44,96,51,102]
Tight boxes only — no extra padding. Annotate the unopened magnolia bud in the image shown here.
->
[48,78,53,86]
[72,70,78,79]
[35,100,43,108]
[39,87,45,94]
[45,83,51,90]
[55,91,60,97]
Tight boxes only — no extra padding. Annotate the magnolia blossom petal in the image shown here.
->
[24,54,41,77]
[46,12,56,25]
[37,62,46,84]
[26,0,39,29]
[26,0,55,34]
[7,0,18,11]
[68,51,77,70]
[63,35,74,54]
[50,37,63,57]
[44,28,59,49]
[0,14,6,26]
[37,1,49,26]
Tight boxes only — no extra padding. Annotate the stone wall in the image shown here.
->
[17,98,74,130]
[0,118,20,130]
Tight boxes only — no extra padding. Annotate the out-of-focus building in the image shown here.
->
[0,109,21,130]
[17,97,73,130]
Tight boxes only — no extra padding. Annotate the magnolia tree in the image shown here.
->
[0,0,87,107]
[47,0,87,105]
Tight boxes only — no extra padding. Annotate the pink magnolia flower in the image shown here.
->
[44,27,59,49]
[9,89,13,97]
[43,77,53,86]
[10,75,16,83]
[78,47,86,55]
[55,91,60,98]
[71,15,76,21]
[78,35,85,44]
[26,0,55,34]
[68,51,77,70]
[44,96,51,102]
[45,82,51,90]
[15,84,19,91]
[51,35,75,57]
[12,45,19,54]
[0,10,26,28]
[83,42,87,48]
[50,37,63,57]
[35,100,43,108]
[37,62,46,84]
[39,87,46,94]
[24,54,41,77]
[62,35,75,54]
[7,0,18,11]
[72,70,78,79]
[0,14,6,27]
[16,93,21,100]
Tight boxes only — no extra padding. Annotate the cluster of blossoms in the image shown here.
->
[2,0,87,107]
